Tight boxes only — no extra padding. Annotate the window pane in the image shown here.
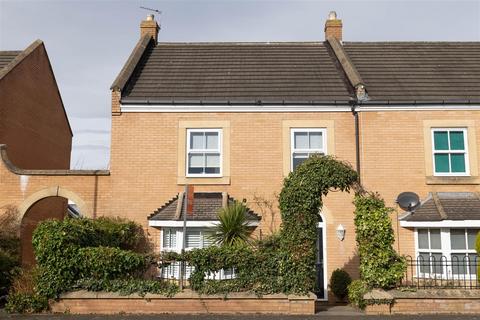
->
[203,231,214,247]
[418,252,430,274]
[205,153,220,174]
[163,229,176,249]
[292,153,308,170]
[294,132,308,149]
[429,229,441,250]
[450,154,466,173]
[451,254,467,275]
[468,255,478,275]
[309,132,323,149]
[430,253,444,275]
[449,131,465,150]
[434,131,449,150]
[205,153,220,167]
[190,132,204,149]
[434,154,450,173]
[450,229,466,250]
[186,230,201,248]
[467,229,479,249]
[205,132,219,149]
[418,229,429,249]
[188,154,204,174]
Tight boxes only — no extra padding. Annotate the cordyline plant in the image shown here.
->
[211,201,252,247]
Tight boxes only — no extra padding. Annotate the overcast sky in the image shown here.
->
[1,0,479,169]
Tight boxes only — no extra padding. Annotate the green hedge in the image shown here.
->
[32,217,150,299]
[353,193,406,289]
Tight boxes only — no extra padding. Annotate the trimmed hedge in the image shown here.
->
[32,217,150,299]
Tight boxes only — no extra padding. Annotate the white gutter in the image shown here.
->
[400,220,480,228]
[121,104,480,113]
[120,104,351,113]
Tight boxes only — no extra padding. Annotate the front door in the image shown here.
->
[315,217,326,299]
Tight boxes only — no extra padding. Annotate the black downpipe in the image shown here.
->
[351,104,361,184]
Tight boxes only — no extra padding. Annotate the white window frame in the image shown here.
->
[290,128,327,171]
[431,128,469,176]
[414,228,478,279]
[186,128,223,178]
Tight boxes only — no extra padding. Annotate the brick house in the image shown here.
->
[0,39,73,265]
[107,12,480,300]
[1,12,479,301]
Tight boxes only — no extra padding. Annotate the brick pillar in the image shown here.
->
[324,11,342,41]
[111,90,121,116]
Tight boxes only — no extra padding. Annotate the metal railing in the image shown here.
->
[400,255,479,289]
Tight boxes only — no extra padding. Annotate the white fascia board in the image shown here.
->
[400,220,480,228]
[120,104,351,113]
[149,220,260,227]
[357,105,480,112]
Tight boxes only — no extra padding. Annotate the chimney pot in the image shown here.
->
[328,11,337,20]
[324,11,342,41]
[146,14,154,21]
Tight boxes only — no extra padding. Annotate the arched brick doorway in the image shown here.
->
[19,187,87,267]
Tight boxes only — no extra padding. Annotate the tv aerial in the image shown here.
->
[396,192,420,212]
[140,6,162,15]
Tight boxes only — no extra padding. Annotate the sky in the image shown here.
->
[0,0,479,169]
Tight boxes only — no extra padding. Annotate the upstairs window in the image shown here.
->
[291,128,326,171]
[186,129,222,177]
[432,128,468,176]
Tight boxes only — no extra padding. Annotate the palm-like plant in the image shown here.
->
[210,201,252,246]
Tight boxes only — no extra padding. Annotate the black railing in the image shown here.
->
[401,255,479,289]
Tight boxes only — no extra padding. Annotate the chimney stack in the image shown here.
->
[324,11,342,41]
[140,14,160,43]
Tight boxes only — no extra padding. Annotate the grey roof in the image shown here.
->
[119,41,480,105]
[148,192,260,221]
[0,51,21,70]
[402,192,480,221]
[343,42,480,104]
[121,42,352,104]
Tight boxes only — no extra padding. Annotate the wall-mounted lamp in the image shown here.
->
[336,224,345,241]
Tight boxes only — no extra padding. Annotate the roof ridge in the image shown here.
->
[432,192,448,220]
[156,41,325,45]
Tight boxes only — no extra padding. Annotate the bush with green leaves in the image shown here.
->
[278,155,358,293]
[329,268,352,300]
[210,201,252,246]
[32,217,150,299]
[5,293,48,313]
[353,193,406,289]
[0,206,21,297]
[347,279,368,309]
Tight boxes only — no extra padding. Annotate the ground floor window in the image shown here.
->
[160,227,233,280]
[416,228,479,277]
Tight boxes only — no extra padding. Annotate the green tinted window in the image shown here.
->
[434,131,449,150]
[434,154,450,173]
[449,131,465,150]
[451,154,466,173]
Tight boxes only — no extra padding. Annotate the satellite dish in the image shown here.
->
[396,192,420,212]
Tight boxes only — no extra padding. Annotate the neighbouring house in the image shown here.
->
[0,12,479,301]
[0,40,73,266]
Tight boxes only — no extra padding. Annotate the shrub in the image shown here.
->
[330,268,352,300]
[278,155,358,294]
[31,217,153,299]
[347,279,368,309]
[4,293,48,314]
[210,201,252,246]
[74,278,178,297]
[353,193,406,289]
[0,206,21,296]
